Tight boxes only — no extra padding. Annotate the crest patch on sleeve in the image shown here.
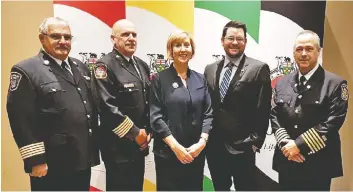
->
[341,84,349,101]
[10,72,22,91]
[94,64,107,79]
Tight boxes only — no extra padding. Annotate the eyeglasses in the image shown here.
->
[224,36,245,43]
[42,33,73,41]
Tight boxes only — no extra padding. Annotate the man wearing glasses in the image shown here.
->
[6,17,100,191]
[204,20,272,190]
[92,19,151,191]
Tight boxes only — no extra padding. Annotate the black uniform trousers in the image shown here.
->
[105,157,145,191]
[30,168,91,191]
[155,154,205,191]
[279,172,331,191]
[207,140,257,191]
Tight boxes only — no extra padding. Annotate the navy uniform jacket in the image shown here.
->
[7,50,100,173]
[271,65,349,178]
[150,65,213,158]
[92,49,150,163]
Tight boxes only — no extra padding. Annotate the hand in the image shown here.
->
[135,129,148,149]
[288,153,306,163]
[281,140,300,158]
[186,139,206,158]
[139,132,152,151]
[30,163,48,177]
[171,143,194,164]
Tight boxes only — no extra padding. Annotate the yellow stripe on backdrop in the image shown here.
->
[126,1,194,34]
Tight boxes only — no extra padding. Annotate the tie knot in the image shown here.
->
[61,61,68,69]
[226,62,234,68]
[299,76,306,84]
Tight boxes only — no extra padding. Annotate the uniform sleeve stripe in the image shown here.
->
[19,142,44,152]
[112,116,134,138]
[116,119,133,135]
[20,145,44,155]
[19,142,45,160]
[302,133,316,153]
[307,129,324,150]
[275,128,290,140]
[112,117,129,134]
[306,131,322,151]
[22,148,45,159]
[277,134,290,143]
[304,132,321,152]
[310,128,326,147]
[275,130,288,138]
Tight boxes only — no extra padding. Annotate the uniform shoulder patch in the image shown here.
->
[9,72,22,91]
[94,64,107,79]
[341,84,349,101]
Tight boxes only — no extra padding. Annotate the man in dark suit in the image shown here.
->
[271,30,349,191]
[6,17,100,191]
[92,19,151,191]
[204,20,272,191]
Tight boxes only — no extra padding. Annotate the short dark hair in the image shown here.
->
[222,21,247,39]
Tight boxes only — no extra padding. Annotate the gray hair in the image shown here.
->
[294,30,321,50]
[39,17,69,34]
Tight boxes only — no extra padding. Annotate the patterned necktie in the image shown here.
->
[61,61,72,75]
[220,62,233,102]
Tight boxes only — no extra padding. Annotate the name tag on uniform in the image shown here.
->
[123,83,135,88]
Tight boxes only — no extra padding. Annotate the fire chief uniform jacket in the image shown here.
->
[6,50,100,174]
[271,65,349,179]
[92,49,150,163]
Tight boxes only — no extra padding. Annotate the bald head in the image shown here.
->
[111,19,137,57]
[112,19,135,36]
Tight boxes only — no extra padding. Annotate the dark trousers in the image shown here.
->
[155,154,205,191]
[207,142,257,191]
[30,168,91,191]
[279,173,331,191]
[105,158,145,191]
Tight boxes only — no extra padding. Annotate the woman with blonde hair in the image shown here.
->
[150,31,213,191]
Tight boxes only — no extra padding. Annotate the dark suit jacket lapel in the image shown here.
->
[39,50,75,85]
[228,55,248,87]
[215,59,225,103]
[113,49,141,81]
[290,72,299,93]
[69,58,82,85]
[222,55,247,101]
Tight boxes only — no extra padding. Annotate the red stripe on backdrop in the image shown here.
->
[53,1,126,27]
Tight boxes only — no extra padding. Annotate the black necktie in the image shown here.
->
[298,76,306,91]
[129,58,141,79]
[61,61,71,75]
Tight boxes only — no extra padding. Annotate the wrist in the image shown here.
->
[200,136,208,144]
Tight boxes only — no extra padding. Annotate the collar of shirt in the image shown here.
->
[113,47,135,62]
[224,53,244,68]
[298,62,320,83]
[42,48,71,70]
